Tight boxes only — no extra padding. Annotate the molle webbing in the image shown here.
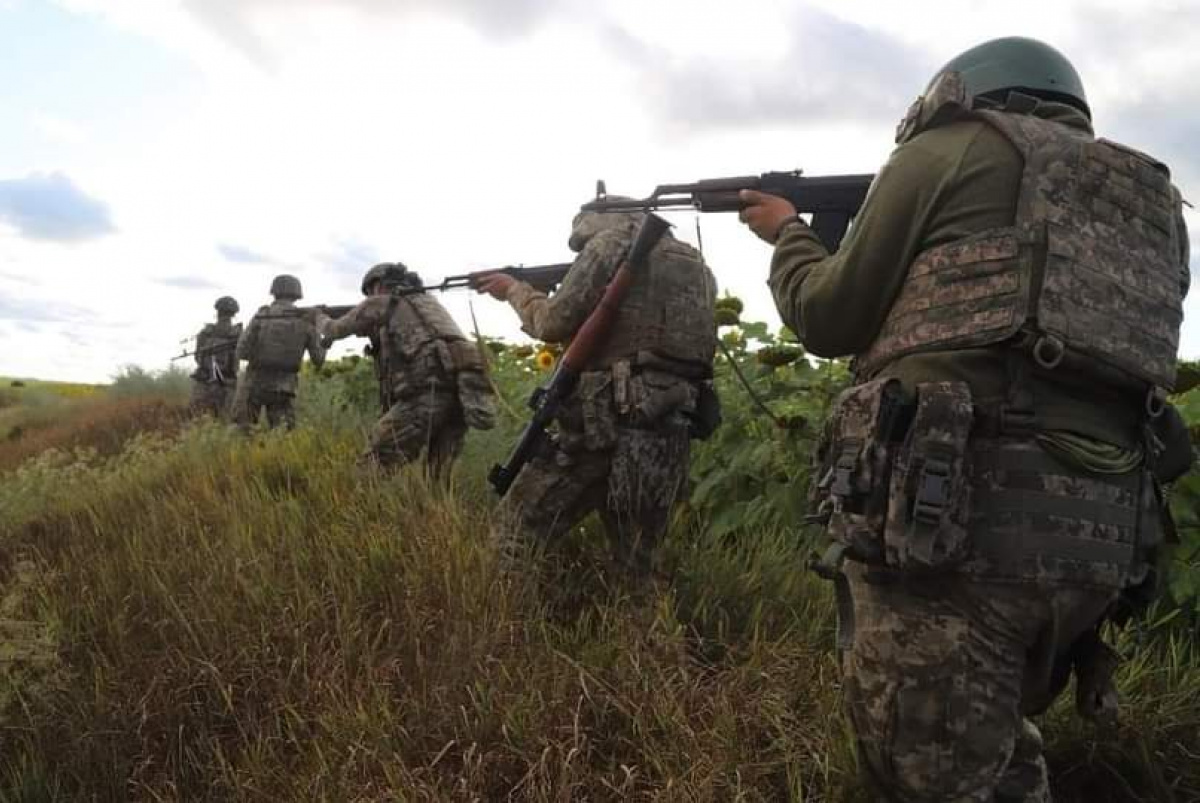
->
[965,443,1144,586]
[857,109,1183,393]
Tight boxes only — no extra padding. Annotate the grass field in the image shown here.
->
[0,360,1198,801]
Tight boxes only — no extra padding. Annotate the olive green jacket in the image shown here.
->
[769,103,1184,451]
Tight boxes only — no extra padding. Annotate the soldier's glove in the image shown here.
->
[320,334,335,350]
[363,343,376,359]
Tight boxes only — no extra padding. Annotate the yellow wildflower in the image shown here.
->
[535,350,555,371]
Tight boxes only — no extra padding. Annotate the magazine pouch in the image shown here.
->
[885,382,974,573]
[811,378,913,565]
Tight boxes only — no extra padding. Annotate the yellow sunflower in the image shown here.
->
[534,349,555,371]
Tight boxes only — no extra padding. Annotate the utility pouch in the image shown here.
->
[811,378,913,564]
[885,382,974,573]
[446,339,485,373]
[579,371,617,451]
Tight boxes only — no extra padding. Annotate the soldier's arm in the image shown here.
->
[322,296,391,342]
[507,232,623,343]
[768,123,1009,358]
[307,322,326,369]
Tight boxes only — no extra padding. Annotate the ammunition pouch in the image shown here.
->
[810,378,914,565]
[885,382,975,573]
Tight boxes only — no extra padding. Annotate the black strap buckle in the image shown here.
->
[912,457,951,525]
[830,448,857,497]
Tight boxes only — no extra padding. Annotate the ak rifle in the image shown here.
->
[397,262,573,297]
[488,214,671,496]
[171,325,242,362]
[581,171,875,251]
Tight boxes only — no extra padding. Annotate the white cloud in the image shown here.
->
[4,0,1199,383]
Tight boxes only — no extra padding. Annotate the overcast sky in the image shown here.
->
[2,0,1198,382]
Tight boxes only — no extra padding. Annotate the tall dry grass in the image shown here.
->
[0,375,1197,800]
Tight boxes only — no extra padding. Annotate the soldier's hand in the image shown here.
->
[320,334,335,350]
[474,273,516,301]
[738,190,799,245]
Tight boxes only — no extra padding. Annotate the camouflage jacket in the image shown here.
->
[237,300,324,394]
[323,293,487,402]
[193,320,240,383]
[769,102,1189,450]
[507,227,718,445]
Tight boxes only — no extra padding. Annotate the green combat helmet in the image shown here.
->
[360,262,411,295]
[214,296,239,316]
[935,36,1089,118]
[269,274,303,300]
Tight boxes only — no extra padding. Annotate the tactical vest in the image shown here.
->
[197,322,240,379]
[858,82,1185,401]
[248,305,311,372]
[382,294,467,363]
[592,235,718,373]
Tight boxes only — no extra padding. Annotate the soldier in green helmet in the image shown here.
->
[232,274,325,430]
[188,295,241,419]
[317,262,496,474]
[740,37,1190,801]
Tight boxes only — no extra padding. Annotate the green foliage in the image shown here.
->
[4,319,1200,800]
[107,363,191,401]
[690,317,848,539]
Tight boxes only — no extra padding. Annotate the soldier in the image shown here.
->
[319,262,496,473]
[739,38,1189,801]
[188,295,241,418]
[475,205,719,583]
[233,274,325,430]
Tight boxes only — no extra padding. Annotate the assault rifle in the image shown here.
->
[581,171,875,251]
[171,325,243,362]
[397,262,573,297]
[489,214,671,496]
[305,304,357,319]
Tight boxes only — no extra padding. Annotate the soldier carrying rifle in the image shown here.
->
[475,206,720,587]
[318,262,498,474]
[182,296,242,419]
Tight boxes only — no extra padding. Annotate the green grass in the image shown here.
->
[1,349,1199,800]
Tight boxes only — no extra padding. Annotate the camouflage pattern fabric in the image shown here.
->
[231,376,297,430]
[856,96,1187,390]
[321,293,494,471]
[233,299,324,430]
[236,300,324,395]
[364,389,466,474]
[497,221,716,581]
[189,379,235,418]
[842,559,1114,803]
[507,227,718,372]
[188,319,240,419]
[494,422,690,579]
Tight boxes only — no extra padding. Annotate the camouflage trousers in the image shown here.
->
[232,382,296,431]
[189,380,235,419]
[493,423,690,579]
[364,389,466,474]
[841,561,1116,802]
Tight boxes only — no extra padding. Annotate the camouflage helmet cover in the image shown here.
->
[933,36,1089,118]
[269,274,303,300]
[569,198,644,253]
[360,262,411,296]
[214,295,239,315]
